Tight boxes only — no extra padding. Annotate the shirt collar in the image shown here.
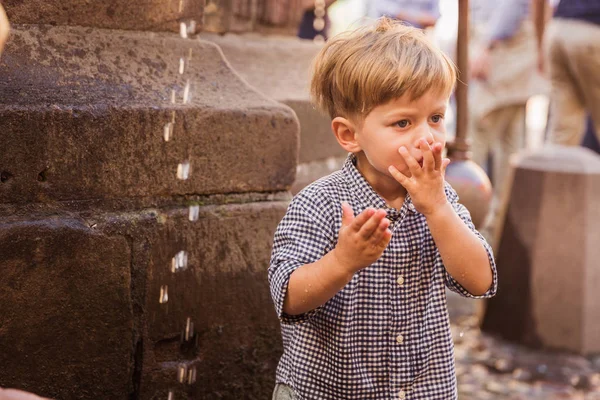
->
[342,153,417,221]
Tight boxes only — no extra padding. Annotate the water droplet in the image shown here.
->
[180,22,188,39]
[177,161,191,180]
[171,251,188,272]
[182,80,191,104]
[185,317,194,341]
[459,331,464,338]
[163,122,174,142]
[178,0,184,13]
[178,364,187,383]
[167,390,174,400]
[171,89,176,104]
[188,48,193,61]
[179,57,185,75]
[187,366,197,385]
[159,285,169,304]
[187,20,196,35]
[188,205,199,221]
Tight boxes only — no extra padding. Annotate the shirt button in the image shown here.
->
[399,390,406,399]
[397,276,405,286]
[396,334,404,344]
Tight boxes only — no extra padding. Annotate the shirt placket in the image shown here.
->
[388,209,415,398]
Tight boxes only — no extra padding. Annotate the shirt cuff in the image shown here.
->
[444,238,498,299]
[269,259,322,325]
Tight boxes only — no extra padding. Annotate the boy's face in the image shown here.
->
[352,90,448,186]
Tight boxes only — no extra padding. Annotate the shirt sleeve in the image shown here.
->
[439,184,498,299]
[268,191,335,325]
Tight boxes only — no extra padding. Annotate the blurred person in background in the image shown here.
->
[366,0,440,29]
[468,0,546,244]
[533,0,600,146]
[298,0,337,40]
[582,116,600,154]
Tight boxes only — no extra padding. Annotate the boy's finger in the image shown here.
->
[420,140,435,172]
[388,165,409,186]
[441,158,451,178]
[369,217,390,242]
[399,146,421,176]
[376,229,393,251]
[341,202,355,227]
[433,142,443,170]
[358,210,386,239]
[351,207,375,231]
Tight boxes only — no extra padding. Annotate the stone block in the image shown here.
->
[481,146,600,355]
[3,0,204,33]
[0,198,289,399]
[0,216,134,399]
[0,25,299,204]
[202,33,346,164]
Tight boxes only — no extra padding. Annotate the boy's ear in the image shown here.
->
[332,117,361,153]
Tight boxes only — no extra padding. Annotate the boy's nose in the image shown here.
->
[413,124,435,146]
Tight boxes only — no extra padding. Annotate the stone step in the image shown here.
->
[0,25,299,204]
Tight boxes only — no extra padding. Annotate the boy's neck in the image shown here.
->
[355,153,407,209]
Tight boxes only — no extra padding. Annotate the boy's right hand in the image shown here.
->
[333,202,392,274]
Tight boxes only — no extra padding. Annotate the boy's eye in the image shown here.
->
[431,115,443,123]
[395,120,409,128]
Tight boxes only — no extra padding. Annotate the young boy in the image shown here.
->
[268,18,497,400]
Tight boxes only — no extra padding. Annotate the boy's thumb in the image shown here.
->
[341,202,354,227]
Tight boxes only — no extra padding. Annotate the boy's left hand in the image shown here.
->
[388,139,450,217]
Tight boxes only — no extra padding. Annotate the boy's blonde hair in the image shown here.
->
[310,18,457,120]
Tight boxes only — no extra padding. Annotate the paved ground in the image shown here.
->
[447,292,600,399]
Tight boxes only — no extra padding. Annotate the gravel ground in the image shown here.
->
[447,291,600,400]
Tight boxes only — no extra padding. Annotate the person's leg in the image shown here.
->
[469,91,493,175]
[476,106,525,246]
[486,105,526,248]
[581,116,600,154]
[545,20,587,145]
[557,20,600,146]
[493,105,525,199]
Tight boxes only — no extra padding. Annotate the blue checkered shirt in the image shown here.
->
[268,154,497,400]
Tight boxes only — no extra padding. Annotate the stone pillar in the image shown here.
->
[481,146,600,355]
[0,3,299,399]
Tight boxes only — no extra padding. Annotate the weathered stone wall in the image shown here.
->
[0,3,299,399]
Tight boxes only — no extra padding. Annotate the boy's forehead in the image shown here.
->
[378,92,450,112]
